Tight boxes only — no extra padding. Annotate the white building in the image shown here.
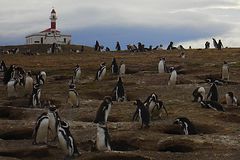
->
[26,9,71,45]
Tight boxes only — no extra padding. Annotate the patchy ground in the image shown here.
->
[0,47,240,160]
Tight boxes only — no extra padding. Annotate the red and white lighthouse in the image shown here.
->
[26,8,71,45]
[50,9,57,31]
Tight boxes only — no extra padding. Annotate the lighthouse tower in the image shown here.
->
[50,9,57,31]
[25,8,71,45]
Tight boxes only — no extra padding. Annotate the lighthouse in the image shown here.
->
[50,9,57,31]
[25,9,71,45]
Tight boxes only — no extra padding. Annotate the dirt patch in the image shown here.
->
[158,139,195,153]
[111,140,139,151]
[88,155,150,160]
[0,128,33,140]
[217,113,240,123]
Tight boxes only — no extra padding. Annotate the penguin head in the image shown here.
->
[101,62,106,66]
[75,64,79,68]
[103,96,113,105]
[118,77,123,83]
[27,71,32,77]
[169,67,175,72]
[174,117,190,127]
[150,93,158,102]
[174,118,181,124]
[223,61,227,64]
[134,99,143,107]
[227,92,234,98]
[60,120,69,129]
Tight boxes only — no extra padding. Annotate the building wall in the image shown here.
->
[26,32,71,45]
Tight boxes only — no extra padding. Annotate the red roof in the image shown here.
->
[40,28,60,33]
[51,9,56,13]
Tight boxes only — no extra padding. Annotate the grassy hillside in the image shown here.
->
[0,48,240,160]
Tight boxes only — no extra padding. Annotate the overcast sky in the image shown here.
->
[0,0,240,49]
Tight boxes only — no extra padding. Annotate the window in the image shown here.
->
[64,38,66,43]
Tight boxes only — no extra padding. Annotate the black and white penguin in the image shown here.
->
[158,57,166,73]
[192,86,206,102]
[207,81,218,102]
[200,100,225,112]
[32,112,49,144]
[7,77,18,98]
[30,83,41,107]
[58,120,80,159]
[168,67,177,85]
[25,71,33,96]
[0,60,7,79]
[95,62,106,81]
[111,58,118,74]
[73,64,81,82]
[173,117,197,135]
[144,93,168,119]
[36,71,46,85]
[212,38,218,49]
[67,78,79,108]
[94,96,113,124]
[133,99,150,128]
[3,64,15,85]
[48,103,60,141]
[96,123,111,151]
[222,61,229,80]
[112,77,125,102]
[225,92,238,107]
[119,60,126,76]
[0,60,6,72]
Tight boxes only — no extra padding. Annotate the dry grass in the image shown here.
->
[0,47,240,159]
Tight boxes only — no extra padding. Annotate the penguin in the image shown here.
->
[31,83,41,107]
[111,58,118,74]
[200,100,225,112]
[173,117,197,135]
[132,99,150,128]
[32,112,49,144]
[192,87,206,102]
[58,120,80,159]
[180,52,186,59]
[212,38,218,49]
[95,62,106,81]
[73,64,81,82]
[36,71,46,85]
[158,57,166,73]
[168,67,177,85]
[112,77,125,102]
[0,60,6,82]
[67,78,79,108]
[25,71,33,96]
[96,123,111,151]
[48,103,60,141]
[7,77,19,98]
[144,93,168,119]
[225,92,238,107]
[222,61,229,80]
[119,60,126,76]
[207,81,218,102]
[3,64,15,85]
[0,60,7,72]
[94,96,113,124]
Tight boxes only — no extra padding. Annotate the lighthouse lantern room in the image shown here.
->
[25,9,71,45]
